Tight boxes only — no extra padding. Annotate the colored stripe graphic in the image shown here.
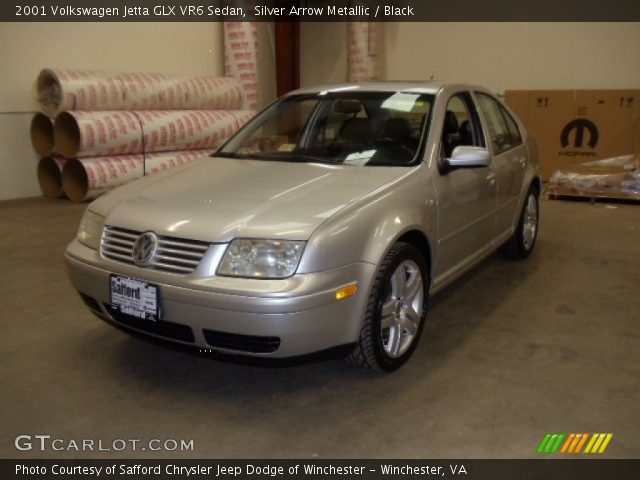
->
[585,434,613,454]
[537,433,565,454]
[539,433,613,454]
[575,433,589,453]
[560,433,575,453]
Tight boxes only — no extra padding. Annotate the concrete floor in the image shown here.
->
[0,196,638,459]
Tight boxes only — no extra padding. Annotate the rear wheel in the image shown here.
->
[502,185,539,259]
[348,242,429,372]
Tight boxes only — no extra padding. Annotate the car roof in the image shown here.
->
[289,81,494,97]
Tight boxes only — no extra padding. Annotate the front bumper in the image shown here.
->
[65,239,375,358]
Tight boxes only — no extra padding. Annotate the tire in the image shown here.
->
[502,185,539,259]
[348,242,429,372]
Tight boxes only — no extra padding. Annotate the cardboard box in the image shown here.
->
[505,89,640,180]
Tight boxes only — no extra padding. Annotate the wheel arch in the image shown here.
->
[531,176,541,196]
[382,228,434,282]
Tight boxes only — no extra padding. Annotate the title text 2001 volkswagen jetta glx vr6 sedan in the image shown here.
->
[66,82,541,371]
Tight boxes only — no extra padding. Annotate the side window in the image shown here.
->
[441,93,484,158]
[502,107,523,146]
[476,93,513,154]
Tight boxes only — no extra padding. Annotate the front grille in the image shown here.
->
[203,329,281,353]
[101,226,209,274]
[105,304,195,343]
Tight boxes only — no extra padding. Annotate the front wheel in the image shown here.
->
[502,185,539,259]
[348,242,429,372]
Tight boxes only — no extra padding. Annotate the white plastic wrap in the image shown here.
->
[62,150,216,202]
[224,22,259,110]
[35,69,244,117]
[548,155,640,200]
[54,110,254,158]
[347,22,381,83]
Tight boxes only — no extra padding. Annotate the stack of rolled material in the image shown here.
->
[30,68,255,202]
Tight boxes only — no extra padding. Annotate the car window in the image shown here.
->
[237,99,318,154]
[476,93,514,154]
[221,92,435,167]
[441,93,484,158]
[501,107,523,146]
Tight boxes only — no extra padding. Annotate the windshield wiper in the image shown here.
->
[212,151,245,159]
[291,153,341,165]
[212,151,341,165]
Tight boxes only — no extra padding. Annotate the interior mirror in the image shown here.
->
[448,146,491,168]
[333,99,362,114]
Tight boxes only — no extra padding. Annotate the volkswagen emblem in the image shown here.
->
[132,232,158,265]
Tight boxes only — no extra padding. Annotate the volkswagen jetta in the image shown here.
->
[66,82,540,371]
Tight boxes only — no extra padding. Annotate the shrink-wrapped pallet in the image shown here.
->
[548,155,640,201]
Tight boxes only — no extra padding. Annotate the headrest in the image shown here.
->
[384,117,412,139]
[340,118,373,141]
[444,111,460,135]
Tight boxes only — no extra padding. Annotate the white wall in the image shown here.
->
[301,22,640,92]
[0,22,270,201]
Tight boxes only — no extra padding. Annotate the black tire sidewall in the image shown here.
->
[371,244,429,371]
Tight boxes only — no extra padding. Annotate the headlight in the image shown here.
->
[77,209,105,250]
[217,239,306,278]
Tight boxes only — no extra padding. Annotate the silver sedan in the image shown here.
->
[66,82,540,371]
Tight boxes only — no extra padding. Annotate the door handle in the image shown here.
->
[486,172,496,185]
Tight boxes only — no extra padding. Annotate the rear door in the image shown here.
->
[474,92,527,242]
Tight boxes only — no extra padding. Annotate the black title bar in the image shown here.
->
[3,459,640,480]
[4,0,640,22]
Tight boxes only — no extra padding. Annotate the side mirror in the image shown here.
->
[448,146,491,168]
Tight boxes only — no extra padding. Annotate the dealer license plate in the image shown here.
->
[109,275,159,321]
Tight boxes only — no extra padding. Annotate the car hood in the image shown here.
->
[94,156,408,242]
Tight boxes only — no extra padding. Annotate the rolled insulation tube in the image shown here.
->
[30,113,55,156]
[37,156,67,198]
[53,110,254,159]
[224,22,259,110]
[35,68,245,117]
[347,22,381,82]
[62,150,216,203]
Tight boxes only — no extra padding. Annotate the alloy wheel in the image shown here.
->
[522,194,538,251]
[380,260,424,358]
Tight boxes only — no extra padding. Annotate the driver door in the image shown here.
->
[433,92,497,286]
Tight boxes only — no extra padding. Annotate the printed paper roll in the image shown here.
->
[35,69,245,117]
[224,22,259,110]
[37,156,67,198]
[348,22,381,83]
[54,110,254,158]
[62,150,216,202]
[30,113,55,157]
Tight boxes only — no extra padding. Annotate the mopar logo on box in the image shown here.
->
[559,118,599,158]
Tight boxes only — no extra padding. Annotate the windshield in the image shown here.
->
[217,91,434,167]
